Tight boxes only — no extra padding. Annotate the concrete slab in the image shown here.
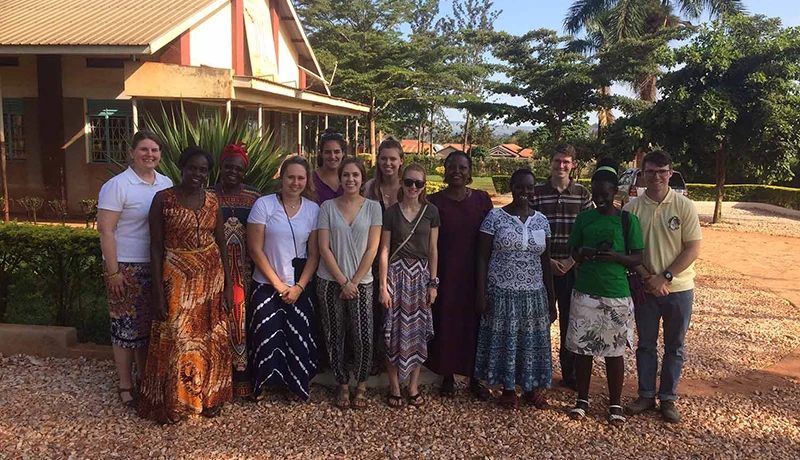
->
[0,323,78,358]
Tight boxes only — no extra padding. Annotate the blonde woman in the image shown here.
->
[378,164,440,407]
[97,131,173,407]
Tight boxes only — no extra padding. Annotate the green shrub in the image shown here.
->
[0,223,108,344]
[686,184,800,210]
[404,155,535,177]
[492,176,511,194]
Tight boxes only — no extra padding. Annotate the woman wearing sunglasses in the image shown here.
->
[378,164,440,407]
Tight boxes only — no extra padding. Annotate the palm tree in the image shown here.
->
[565,0,745,102]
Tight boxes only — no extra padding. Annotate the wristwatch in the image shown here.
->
[427,277,440,289]
[663,270,674,283]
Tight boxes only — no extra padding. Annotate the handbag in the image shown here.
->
[621,211,647,308]
[389,204,428,263]
[280,195,308,285]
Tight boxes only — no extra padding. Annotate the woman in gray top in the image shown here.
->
[317,157,383,408]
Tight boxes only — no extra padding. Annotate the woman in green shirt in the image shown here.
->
[566,158,643,426]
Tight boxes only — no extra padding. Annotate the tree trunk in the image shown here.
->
[369,99,377,164]
[637,74,657,102]
[417,120,423,156]
[462,111,471,152]
[429,106,435,151]
[713,145,727,224]
[597,86,613,143]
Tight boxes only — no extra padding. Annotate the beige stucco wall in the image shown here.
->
[276,17,300,86]
[190,3,233,70]
[61,56,125,99]
[0,56,37,97]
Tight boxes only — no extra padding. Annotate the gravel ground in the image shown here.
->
[694,202,800,238]
[1,258,799,459]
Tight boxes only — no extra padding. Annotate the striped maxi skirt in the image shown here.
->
[384,258,434,382]
[249,282,318,401]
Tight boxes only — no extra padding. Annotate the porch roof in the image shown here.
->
[123,61,369,117]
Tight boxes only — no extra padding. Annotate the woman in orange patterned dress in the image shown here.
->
[138,147,234,424]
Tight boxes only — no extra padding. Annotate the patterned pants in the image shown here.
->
[316,278,374,384]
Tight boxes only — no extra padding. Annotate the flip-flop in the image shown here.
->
[387,392,404,408]
[352,388,368,409]
[408,393,426,407]
[117,387,136,408]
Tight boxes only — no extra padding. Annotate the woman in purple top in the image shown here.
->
[313,128,345,203]
[425,150,493,399]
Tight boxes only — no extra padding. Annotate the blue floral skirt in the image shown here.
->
[474,286,552,392]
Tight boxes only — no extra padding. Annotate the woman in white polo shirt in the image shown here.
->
[97,131,173,407]
[247,156,320,402]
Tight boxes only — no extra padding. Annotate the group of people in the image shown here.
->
[97,128,700,426]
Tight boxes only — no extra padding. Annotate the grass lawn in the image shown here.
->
[428,175,496,194]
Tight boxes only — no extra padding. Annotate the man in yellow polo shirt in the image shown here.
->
[622,150,702,423]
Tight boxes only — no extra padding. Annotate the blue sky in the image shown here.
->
[442,0,800,123]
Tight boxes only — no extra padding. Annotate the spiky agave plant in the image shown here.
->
[144,103,289,193]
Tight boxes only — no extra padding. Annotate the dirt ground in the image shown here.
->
[1,201,799,459]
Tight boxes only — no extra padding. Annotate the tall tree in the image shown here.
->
[439,0,501,150]
[651,14,800,223]
[476,29,600,143]
[565,0,744,101]
[295,0,416,159]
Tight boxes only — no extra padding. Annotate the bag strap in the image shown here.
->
[279,194,299,258]
[389,204,428,262]
[621,210,630,254]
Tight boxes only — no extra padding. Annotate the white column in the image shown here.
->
[226,100,232,120]
[354,119,359,155]
[0,75,8,222]
[345,118,350,155]
[297,111,303,155]
[257,104,263,133]
[131,97,139,131]
[324,115,329,129]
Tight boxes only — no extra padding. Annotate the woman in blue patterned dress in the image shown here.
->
[474,168,557,409]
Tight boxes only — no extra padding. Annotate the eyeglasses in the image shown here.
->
[643,169,671,178]
[403,178,426,189]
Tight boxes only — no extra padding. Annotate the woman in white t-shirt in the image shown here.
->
[247,156,320,402]
[97,131,173,407]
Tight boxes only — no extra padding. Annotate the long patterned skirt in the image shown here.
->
[225,229,253,398]
[105,262,153,349]
[384,258,434,382]
[474,286,552,392]
[137,246,232,424]
[249,282,317,401]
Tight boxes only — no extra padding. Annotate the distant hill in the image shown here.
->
[449,121,534,137]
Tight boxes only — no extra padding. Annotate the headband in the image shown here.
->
[595,166,617,175]
[220,142,249,168]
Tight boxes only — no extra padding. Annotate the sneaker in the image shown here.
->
[660,401,681,423]
[624,397,656,415]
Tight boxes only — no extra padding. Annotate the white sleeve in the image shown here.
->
[249,197,269,225]
[309,202,321,230]
[97,177,124,212]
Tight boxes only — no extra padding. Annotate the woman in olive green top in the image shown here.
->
[566,159,643,426]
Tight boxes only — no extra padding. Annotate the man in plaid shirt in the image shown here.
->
[530,143,593,389]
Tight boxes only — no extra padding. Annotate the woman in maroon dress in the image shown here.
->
[425,150,493,398]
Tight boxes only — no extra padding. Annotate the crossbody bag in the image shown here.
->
[389,204,428,263]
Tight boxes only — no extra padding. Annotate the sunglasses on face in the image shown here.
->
[403,178,426,189]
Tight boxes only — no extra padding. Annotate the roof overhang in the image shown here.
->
[123,61,367,117]
[0,45,150,55]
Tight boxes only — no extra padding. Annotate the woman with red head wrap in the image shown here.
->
[211,142,261,398]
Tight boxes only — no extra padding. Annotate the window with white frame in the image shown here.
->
[2,98,25,160]
[88,100,135,163]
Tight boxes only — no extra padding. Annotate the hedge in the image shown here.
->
[0,223,108,344]
[404,155,537,177]
[686,184,800,210]
[491,178,800,211]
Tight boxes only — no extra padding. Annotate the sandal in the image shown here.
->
[469,380,491,401]
[609,405,627,426]
[118,387,136,408]
[336,386,351,409]
[523,390,549,409]
[408,392,426,407]
[201,404,222,418]
[352,387,368,409]
[440,376,456,397]
[387,392,404,408]
[499,390,518,409]
[569,399,590,420]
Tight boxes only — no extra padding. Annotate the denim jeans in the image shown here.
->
[635,289,694,402]
[554,269,575,382]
